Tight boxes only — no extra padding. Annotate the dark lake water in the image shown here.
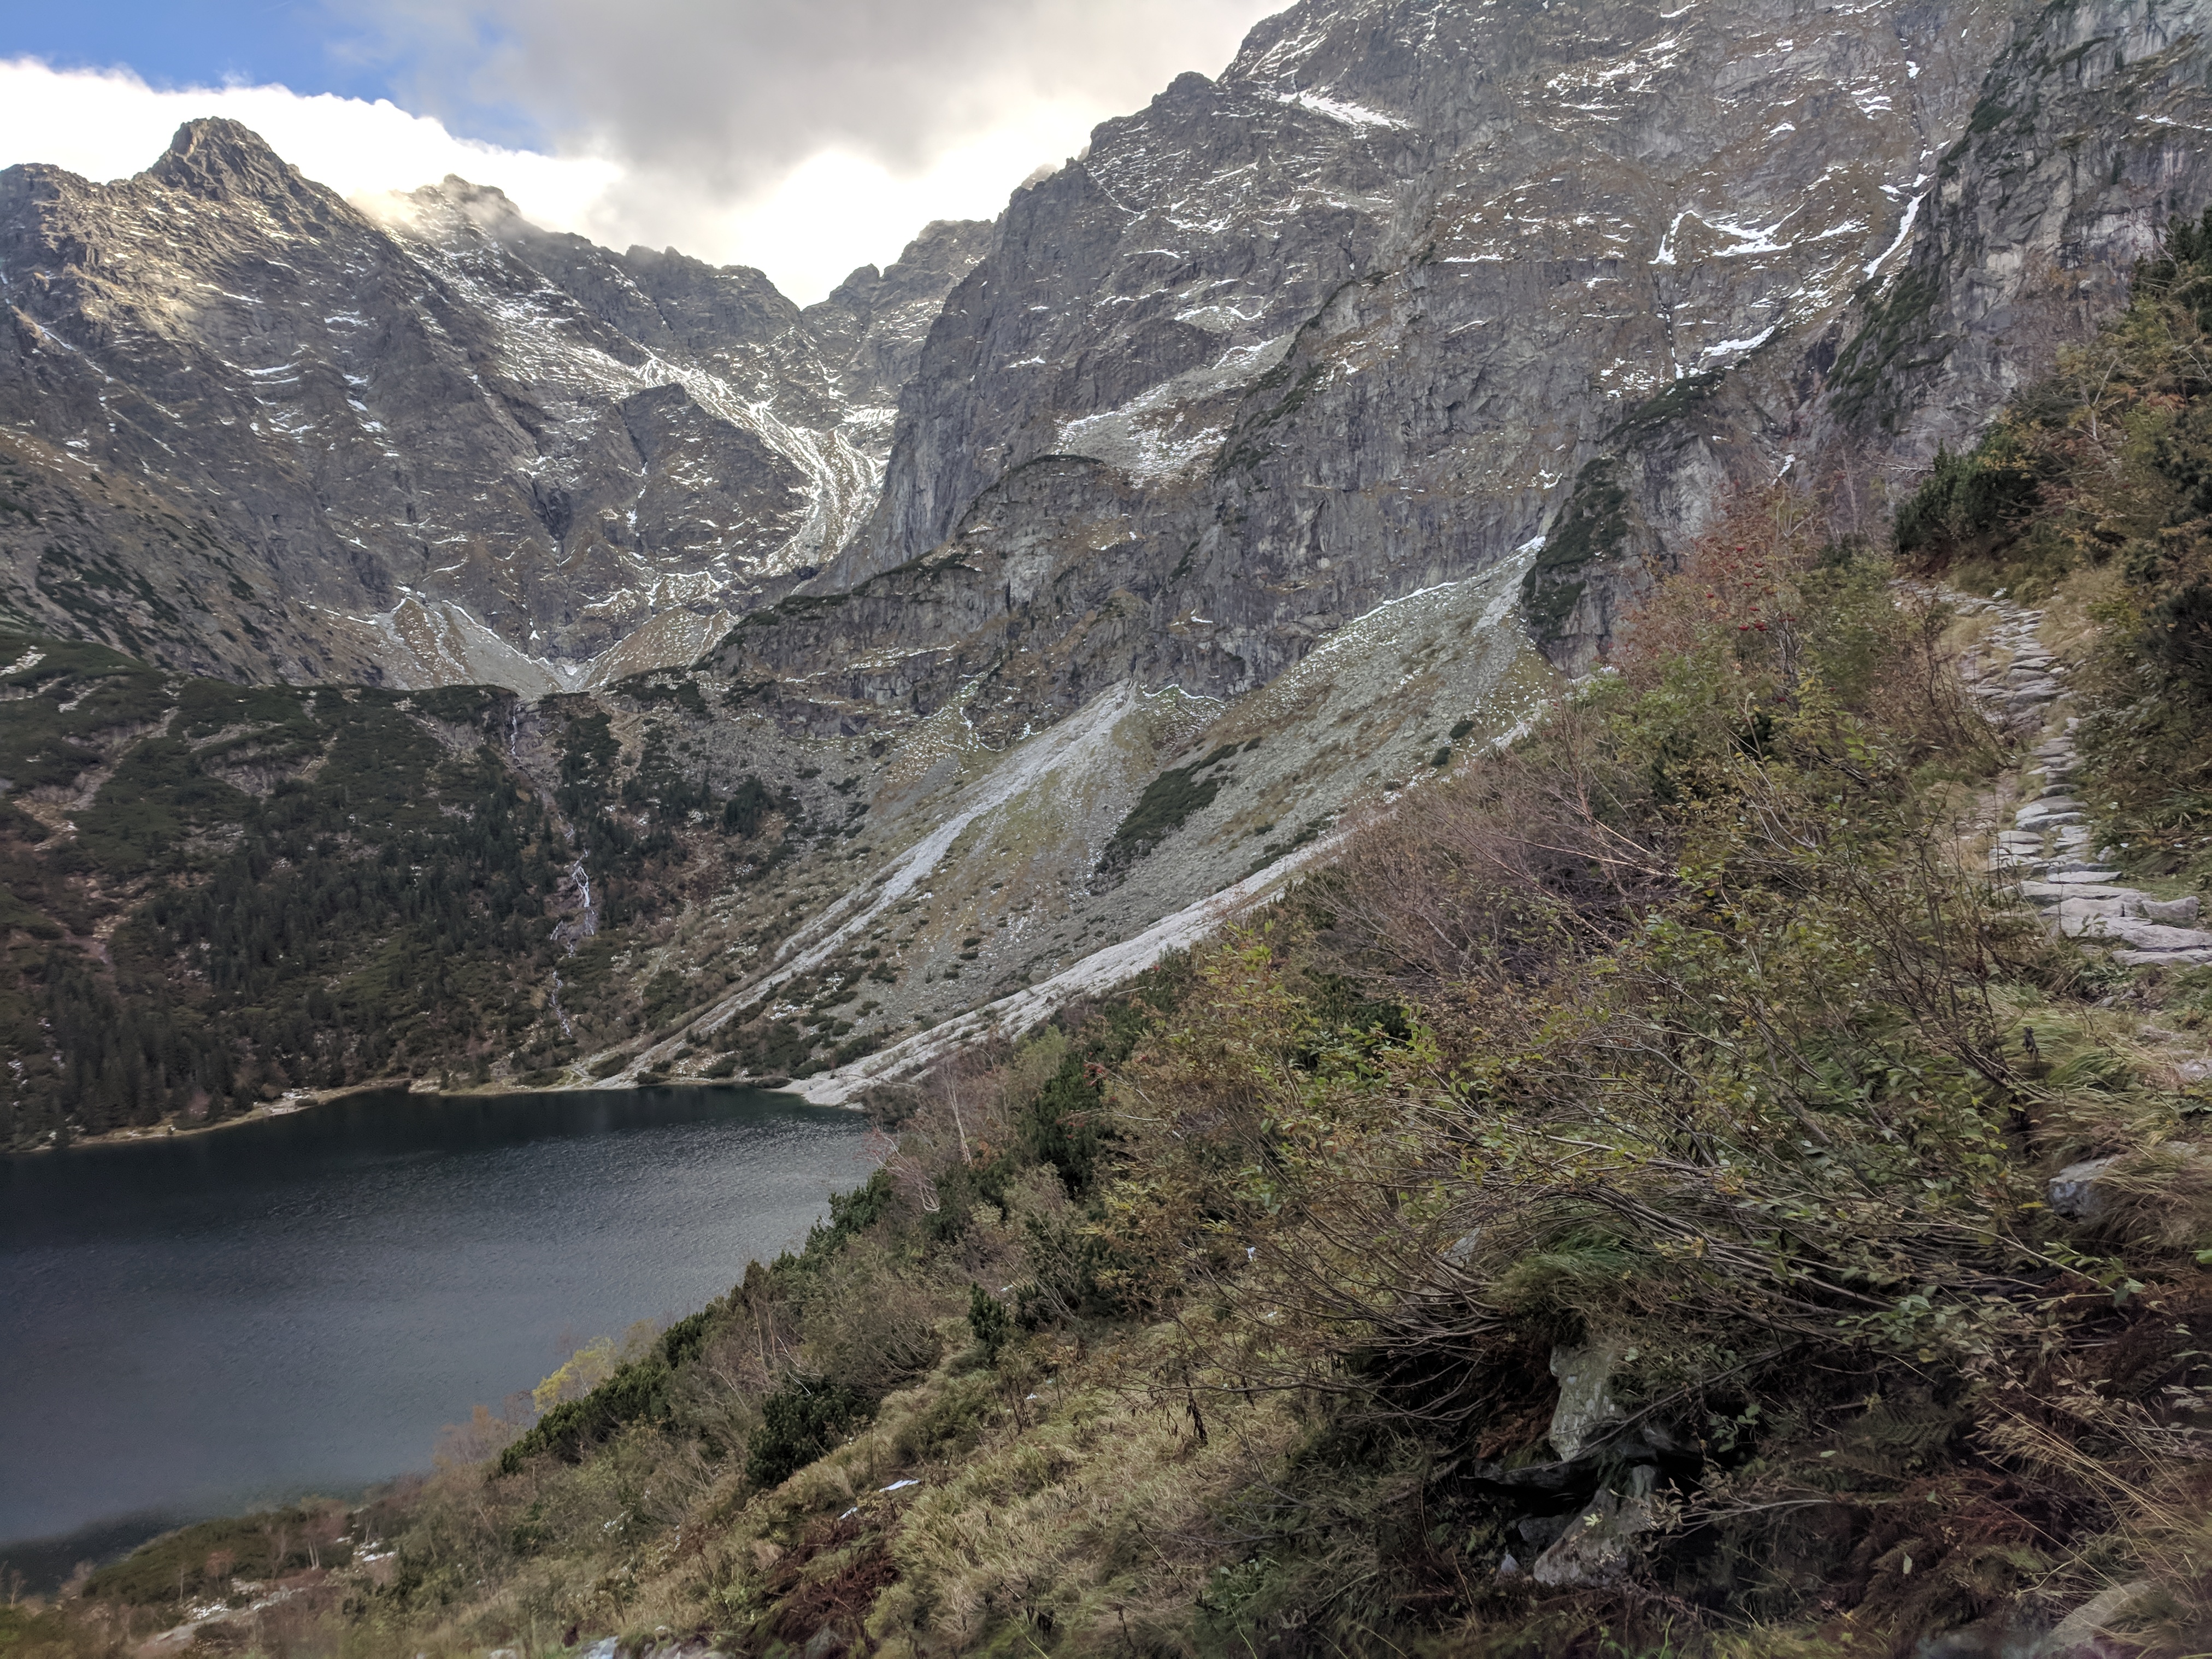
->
[0,1085,874,1580]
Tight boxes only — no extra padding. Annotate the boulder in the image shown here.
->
[1530,1467,1658,1588]
[2143,896,2201,926]
[2019,883,2134,905]
[2049,1144,2205,1232]
[2034,1579,2155,1658]
[2048,1157,2119,1223]
[1547,1341,1625,1460]
[2063,911,2212,949]
[2055,897,2148,933]
[2115,919,2212,949]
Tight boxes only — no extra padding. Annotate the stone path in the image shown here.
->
[1949,593,2212,967]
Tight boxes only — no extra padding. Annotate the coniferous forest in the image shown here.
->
[0,644,805,1146]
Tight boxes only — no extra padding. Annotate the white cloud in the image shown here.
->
[0,58,622,233]
[347,0,1275,203]
[0,55,1042,303]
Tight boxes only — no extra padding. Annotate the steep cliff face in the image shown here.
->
[823,0,2212,683]
[827,0,2019,695]
[1829,0,2212,457]
[405,181,992,457]
[0,121,987,690]
[1531,0,2212,664]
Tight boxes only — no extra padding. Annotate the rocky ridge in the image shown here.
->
[1542,0,2212,664]
[750,0,2212,754]
[0,119,987,691]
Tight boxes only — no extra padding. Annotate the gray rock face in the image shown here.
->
[0,120,986,689]
[1548,1341,1626,1462]
[809,0,2212,692]
[1530,1466,1660,1588]
[1526,0,2212,663]
[2048,1156,2122,1223]
[1839,0,2212,461]
[2034,1579,2155,1658]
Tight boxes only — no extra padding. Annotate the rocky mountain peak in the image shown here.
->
[817,219,996,318]
[0,123,989,691]
[422,173,531,235]
[144,116,310,203]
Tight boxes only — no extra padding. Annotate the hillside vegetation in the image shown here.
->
[0,651,836,1147]
[19,228,2212,1659]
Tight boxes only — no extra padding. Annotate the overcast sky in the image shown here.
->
[0,0,1280,302]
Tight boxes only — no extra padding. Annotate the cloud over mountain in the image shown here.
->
[0,0,1274,301]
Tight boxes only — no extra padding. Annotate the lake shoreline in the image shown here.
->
[10,1070,809,1157]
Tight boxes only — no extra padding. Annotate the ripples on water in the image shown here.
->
[0,1086,873,1574]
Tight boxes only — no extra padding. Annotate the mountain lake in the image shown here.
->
[0,1085,875,1585]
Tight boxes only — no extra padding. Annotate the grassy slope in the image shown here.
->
[22,232,2212,1659]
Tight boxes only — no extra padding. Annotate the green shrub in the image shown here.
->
[744,1376,870,1489]
[1891,434,2047,564]
[1019,1052,1110,1195]
[496,1314,711,1472]
[1095,752,1237,876]
[967,1283,1012,1365]
[721,775,777,837]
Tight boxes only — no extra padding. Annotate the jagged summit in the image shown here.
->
[416,172,530,232]
[144,117,311,203]
[0,125,990,690]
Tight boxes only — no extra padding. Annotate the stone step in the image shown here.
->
[2062,912,2212,949]
[2019,883,2140,905]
